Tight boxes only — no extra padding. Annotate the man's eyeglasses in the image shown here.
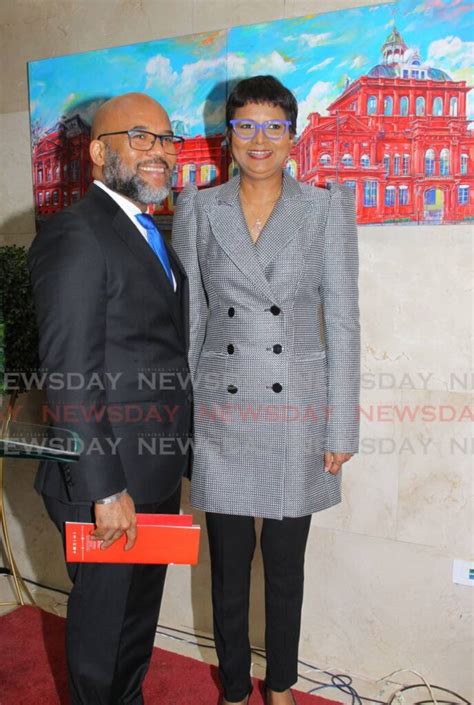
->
[97,129,185,154]
[229,119,292,141]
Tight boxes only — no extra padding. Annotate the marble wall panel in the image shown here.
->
[301,527,473,697]
[312,389,401,540]
[0,111,36,244]
[395,388,472,556]
[359,227,473,393]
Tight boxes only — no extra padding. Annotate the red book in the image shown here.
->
[132,513,193,526]
[65,514,200,565]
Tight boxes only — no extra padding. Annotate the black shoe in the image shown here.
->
[264,688,296,705]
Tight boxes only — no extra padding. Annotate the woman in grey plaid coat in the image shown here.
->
[172,76,360,705]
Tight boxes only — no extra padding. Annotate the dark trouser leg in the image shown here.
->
[43,484,181,705]
[110,486,181,705]
[261,514,311,693]
[206,512,256,702]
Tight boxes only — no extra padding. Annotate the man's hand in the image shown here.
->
[324,451,353,475]
[92,492,137,550]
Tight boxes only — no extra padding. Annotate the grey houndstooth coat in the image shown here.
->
[171,171,360,520]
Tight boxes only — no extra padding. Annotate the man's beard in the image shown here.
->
[102,145,172,205]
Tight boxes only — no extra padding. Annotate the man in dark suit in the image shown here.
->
[28,92,191,705]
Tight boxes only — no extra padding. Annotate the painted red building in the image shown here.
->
[294,28,473,224]
[32,114,92,220]
[32,28,472,225]
[155,132,229,214]
[32,114,229,220]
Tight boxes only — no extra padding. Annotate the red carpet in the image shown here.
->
[0,606,339,705]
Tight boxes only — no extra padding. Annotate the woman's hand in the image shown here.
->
[324,451,353,475]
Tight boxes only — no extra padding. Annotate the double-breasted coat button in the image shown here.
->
[63,464,73,485]
[272,383,283,393]
[227,384,238,394]
[270,305,281,316]
[228,307,235,317]
[227,344,235,354]
[272,344,283,354]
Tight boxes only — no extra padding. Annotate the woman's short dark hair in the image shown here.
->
[226,75,298,134]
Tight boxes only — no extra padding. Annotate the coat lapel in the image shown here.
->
[254,172,308,271]
[112,207,185,338]
[206,176,280,304]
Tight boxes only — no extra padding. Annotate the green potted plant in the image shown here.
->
[0,244,39,397]
[0,244,39,605]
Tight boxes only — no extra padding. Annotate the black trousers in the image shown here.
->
[206,512,312,702]
[43,484,181,705]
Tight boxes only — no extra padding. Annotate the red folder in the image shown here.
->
[65,514,200,565]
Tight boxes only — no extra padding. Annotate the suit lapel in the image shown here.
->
[112,208,184,337]
[207,177,280,304]
[254,172,307,271]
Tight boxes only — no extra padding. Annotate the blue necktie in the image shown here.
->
[135,213,174,286]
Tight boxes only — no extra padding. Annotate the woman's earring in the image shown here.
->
[227,143,239,177]
[229,157,239,177]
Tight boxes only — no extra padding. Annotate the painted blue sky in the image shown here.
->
[28,30,228,136]
[228,0,473,132]
[28,0,473,138]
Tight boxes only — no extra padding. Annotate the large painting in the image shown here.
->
[28,0,473,226]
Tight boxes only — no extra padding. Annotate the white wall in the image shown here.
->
[1,0,472,698]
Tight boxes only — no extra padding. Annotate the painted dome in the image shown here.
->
[367,63,452,81]
[368,64,398,78]
[367,27,453,82]
[426,67,452,81]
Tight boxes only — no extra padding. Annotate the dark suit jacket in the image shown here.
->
[28,183,192,504]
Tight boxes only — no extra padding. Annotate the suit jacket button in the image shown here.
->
[272,344,283,354]
[228,307,235,317]
[227,384,238,394]
[227,344,235,354]
[270,305,281,316]
[272,383,283,393]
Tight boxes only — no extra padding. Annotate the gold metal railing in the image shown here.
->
[0,391,36,606]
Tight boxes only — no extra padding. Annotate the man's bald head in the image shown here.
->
[91,93,169,140]
[89,92,176,209]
